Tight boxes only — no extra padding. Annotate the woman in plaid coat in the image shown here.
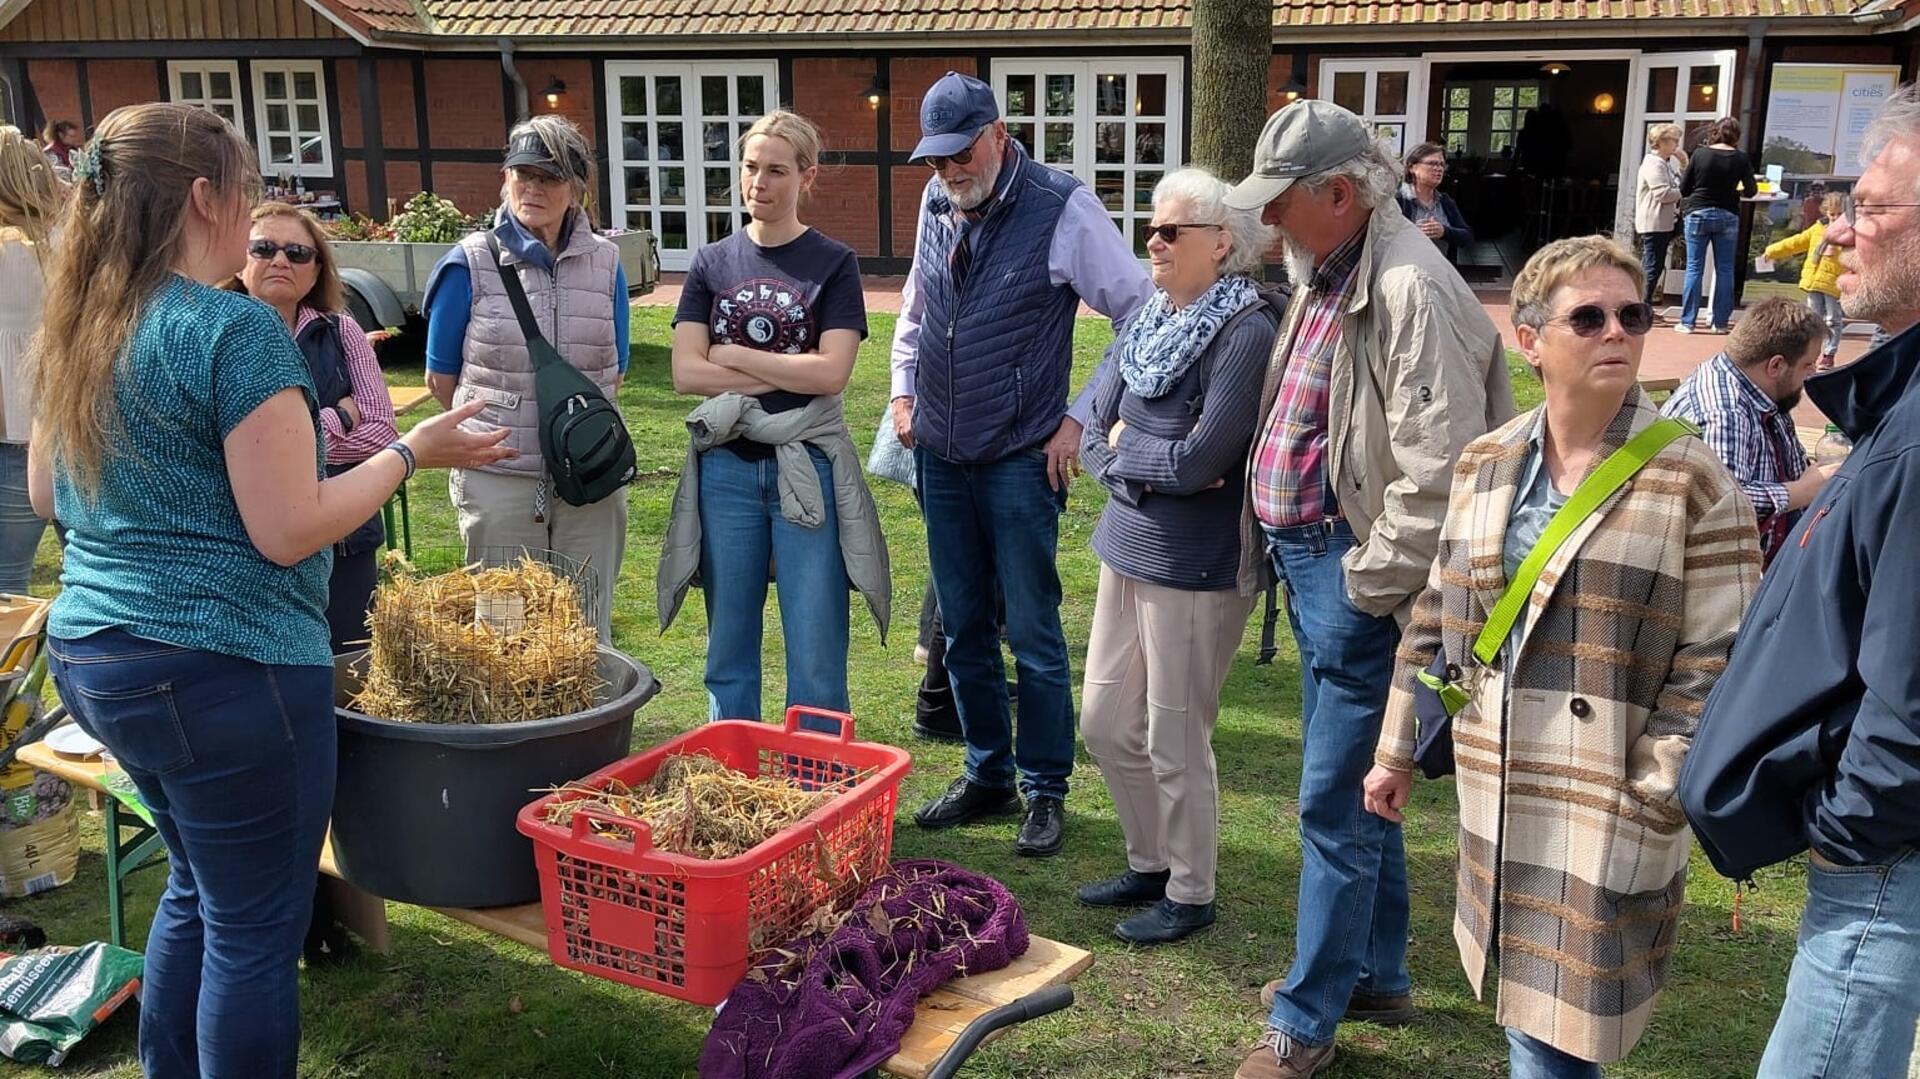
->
[1362,236,1761,1076]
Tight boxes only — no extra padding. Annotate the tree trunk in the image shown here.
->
[1190,0,1274,183]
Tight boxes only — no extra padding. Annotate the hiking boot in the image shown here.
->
[1014,795,1064,857]
[1235,1028,1336,1079]
[1260,980,1416,1027]
[1076,868,1170,908]
[1114,899,1215,946]
[914,777,1020,829]
[911,696,966,743]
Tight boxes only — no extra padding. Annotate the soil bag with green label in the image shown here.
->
[0,943,143,1065]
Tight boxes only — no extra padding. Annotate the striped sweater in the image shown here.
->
[1375,388,1760,1063]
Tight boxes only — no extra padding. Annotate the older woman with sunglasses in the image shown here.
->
[1362,235,1758,1078]
[1075,169,1282,945]
[233,202,397,656]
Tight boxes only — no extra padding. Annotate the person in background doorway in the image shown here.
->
[1763,191,1847,369]
[39,120,78,171]
[0,126,58,595]
[1366,235,1759,1079]
[1662,297,1830,568]
[1676,116,1757,335]
[1636,123,1685,314]
[1395,143,1471,262]
[1800,180,1827,230]
[892,71,1153,859]
[659,109,889,725]
[28,102,509,1079]
[421,115,630,639]
[1680,82,1920,1078]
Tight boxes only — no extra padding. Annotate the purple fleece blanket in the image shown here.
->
[697,858,1029,1079]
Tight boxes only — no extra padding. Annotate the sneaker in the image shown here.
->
[1076,868,1170,908]
[1234,1028,1336,1079]
[1114,899,1215,945]
[1260,980,1416,1026]
[1673,323,1694,334]
[1710,325,1731,335]
[1013,794,1064,857]
[913,777,1021,829]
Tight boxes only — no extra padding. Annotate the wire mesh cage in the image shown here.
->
[351,546,605,725]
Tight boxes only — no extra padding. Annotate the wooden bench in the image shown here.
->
[16,740,1090,1077]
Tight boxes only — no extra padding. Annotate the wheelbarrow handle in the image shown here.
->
[924,985,1074,1079]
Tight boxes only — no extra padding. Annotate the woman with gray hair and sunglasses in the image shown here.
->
[1075,168,1285,946]
[421,114,632,638]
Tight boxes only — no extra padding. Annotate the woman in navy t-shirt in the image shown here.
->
[666,110,881,723]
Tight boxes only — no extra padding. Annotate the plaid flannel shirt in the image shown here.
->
[1662,350,1809,560]
[1249,230,1366,528]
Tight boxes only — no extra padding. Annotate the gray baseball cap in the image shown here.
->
[1224,100,1374,211]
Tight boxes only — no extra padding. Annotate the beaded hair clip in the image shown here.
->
[68,143,106,197]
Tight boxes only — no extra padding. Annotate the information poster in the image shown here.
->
[1761,63,1900,179]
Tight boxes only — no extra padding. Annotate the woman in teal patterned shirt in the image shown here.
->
[25,103,511,1079]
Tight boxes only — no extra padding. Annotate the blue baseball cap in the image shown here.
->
[910,71,999,164]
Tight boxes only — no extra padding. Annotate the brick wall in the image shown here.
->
[891,164,929,256]
[424,59,506,151]
[810,164,879,256]
[87,60,159,120]
[431,161,503,216]
[1778,44,1901,64]
[527,58,597,149]
[25,59,81,131]
[793,57,880,152]
[889,56,977,155]
[1267,54,1298,114]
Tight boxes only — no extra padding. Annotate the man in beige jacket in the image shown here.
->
[1226,100,1513,1079]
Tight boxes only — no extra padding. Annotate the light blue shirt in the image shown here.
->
[888,164,1153,426]
[1501,409,1568,663]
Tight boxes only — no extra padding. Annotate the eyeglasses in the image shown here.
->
[924,130,987,171]
[1545,302,1654,337]
[1145,223,1224,244]
[1412,158,1447,170]
[247,239,317,265]
[1848,202,1920,220]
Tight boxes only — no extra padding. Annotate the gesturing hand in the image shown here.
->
[400,399,516,471]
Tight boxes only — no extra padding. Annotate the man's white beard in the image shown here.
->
[1284,239,1317,290]
[941,175,990,211]
[1841,239,1920,328]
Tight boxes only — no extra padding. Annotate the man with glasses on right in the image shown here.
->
[1681,83,1920,1079]
[890,71,1150,858]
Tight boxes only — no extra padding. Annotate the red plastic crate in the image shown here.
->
[515,707,912,1005]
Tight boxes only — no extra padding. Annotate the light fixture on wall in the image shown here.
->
[1540,62,1571,77]
[861,74,888,109]
[1591,92,1616,114]
[1701,84,1716,99]
[542,77,567,108]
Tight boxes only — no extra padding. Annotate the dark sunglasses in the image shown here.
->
[924,129,987,171]
[248,239,317,265]
[1145,223,1224,244]
[1548,302,1654,337]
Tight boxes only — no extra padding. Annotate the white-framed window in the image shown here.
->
[605,60,777,271]
[1440,82,1541,157]
[1320,59,1426,158]
[252,60,331,177]
[166,60,242,127]
[992,59,1184,257]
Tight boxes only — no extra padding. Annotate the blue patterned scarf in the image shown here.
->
[1115,274,1260,399]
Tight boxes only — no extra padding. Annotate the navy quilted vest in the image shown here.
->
[911,146,1083,463]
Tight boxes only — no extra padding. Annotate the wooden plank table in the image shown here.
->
[378,384,432,556]
[16,740,1090,1076]
[387,384,434,416]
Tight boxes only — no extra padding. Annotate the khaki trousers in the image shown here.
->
[449,468,627,641]
[1079,563,1254,905]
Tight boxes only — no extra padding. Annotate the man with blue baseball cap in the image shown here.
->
[890,70,1152,858]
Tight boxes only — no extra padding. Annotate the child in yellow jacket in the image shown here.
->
[1764,192,1846,369]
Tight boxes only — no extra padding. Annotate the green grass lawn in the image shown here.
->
[11,310,1811,1078]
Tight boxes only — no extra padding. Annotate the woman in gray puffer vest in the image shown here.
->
[659,110,889,726]
[421,115,631,639]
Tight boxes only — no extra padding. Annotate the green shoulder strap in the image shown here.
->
[1470,417,1699,668]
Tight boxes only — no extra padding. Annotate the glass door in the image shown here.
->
[1319,59,1426,158]
[1621,50,1735,298]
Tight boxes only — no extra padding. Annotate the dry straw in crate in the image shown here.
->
[352,555,601,725]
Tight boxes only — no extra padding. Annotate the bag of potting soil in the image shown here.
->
[0,943,143,1065]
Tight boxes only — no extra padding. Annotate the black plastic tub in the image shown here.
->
[330,646,659,909]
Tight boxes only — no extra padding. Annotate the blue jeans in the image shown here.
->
[1680,208,1739,330]
[697,446,850,722]
[1757,847,1920,1077]
[1807,291,1845,357]
[0,442,47,595]
[47,629,335,1079]
[1263,520,1411,1046]
[916,446,1073,800]
[1638,228,1674,307]
[1508,1029,1603,1079]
